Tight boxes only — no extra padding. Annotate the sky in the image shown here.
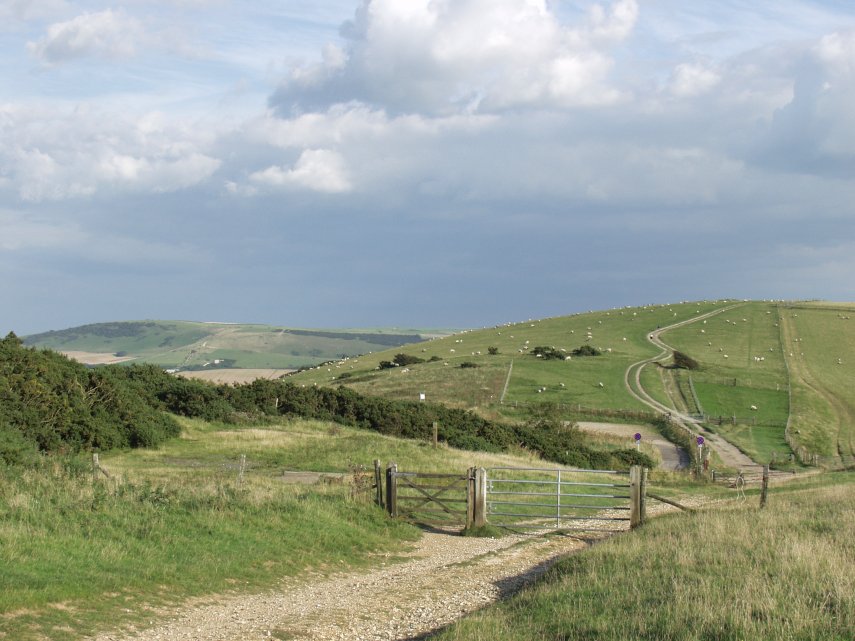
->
[2,0,855,335]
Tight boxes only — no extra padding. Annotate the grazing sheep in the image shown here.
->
[598,382,604,388]
[750,405,758,411]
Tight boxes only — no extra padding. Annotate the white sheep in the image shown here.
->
[598,382,604,388]
[750,405,758,411]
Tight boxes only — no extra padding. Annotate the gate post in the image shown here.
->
[630,465,643,529]
[466,467,476,529]
[473,467,487,528]
[640,467,648,526]
[374,459,384,509]
[386,462,398,518]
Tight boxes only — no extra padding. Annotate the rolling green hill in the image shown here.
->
[289,300,855,469]
[23,321,447,371]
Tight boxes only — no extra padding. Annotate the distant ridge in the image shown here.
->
[23,320,448,372]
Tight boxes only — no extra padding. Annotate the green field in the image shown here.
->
[292,301,732,414]
[782,303,855,466]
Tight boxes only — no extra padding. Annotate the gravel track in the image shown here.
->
[89,502,685,641]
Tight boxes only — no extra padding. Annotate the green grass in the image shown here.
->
[0,416,555,641]
[783,304,855,466]
[0,463,416,641]
[434,473,855,641]
[660,302,793,463]
[293,301,733,418]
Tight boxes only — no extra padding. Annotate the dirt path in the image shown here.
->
[90,501,690,641]
[623,303,762,471]
[90,531,588,641]
[577,421,689,470]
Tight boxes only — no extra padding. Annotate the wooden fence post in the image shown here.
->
[759,464,769,509]
[474,467,487,528]
[640,467,648,526]
[466,467,476,529]
[374,459,384,509]
[630,465,642,529]
[92,453,100,483]
[386,463,398,518]
[433,421,438,448]
[237,454,246,486]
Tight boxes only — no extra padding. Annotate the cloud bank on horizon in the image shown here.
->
[2,0,854,334]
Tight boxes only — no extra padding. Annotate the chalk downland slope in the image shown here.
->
[23,321,444,372]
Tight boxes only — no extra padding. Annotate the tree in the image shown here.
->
[487,346,499,355]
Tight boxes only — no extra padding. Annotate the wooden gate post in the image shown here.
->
[374,459,384,509]
[386,463,398,518]
[473,467,487,528]
[466,467,476,529]
[759,464,769,509]
[630,465,642,529]
[640,467,648,526]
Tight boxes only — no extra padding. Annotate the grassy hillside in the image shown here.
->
[660,301,791,463]
[780,302,855,467]
[289,299,854,470]
[0,416,551,641]
[290,301,732,414]
[23,321,443,371]
[435,472,855,641]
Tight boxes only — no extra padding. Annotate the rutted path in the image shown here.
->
[576,421,690,470]
[623,303,762,471]
[91,500,691,641]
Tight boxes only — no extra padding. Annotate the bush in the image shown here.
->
[488,346,499,355]
[673,350,700,370]
[530,346,566,360]
[459,362,479,368]
[571,345,602,357]
[393,353,425,366]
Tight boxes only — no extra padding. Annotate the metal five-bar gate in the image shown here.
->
[485,466,647,532]
[379,462,647,532]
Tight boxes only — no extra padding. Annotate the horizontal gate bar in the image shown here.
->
[398,484,466,491]
[398,496,468,504]
[403,508,466,516]
[488,512,630,521]
[488,467,626,474]
[490,524,626,532]
[487,490,630,499]
[488,500,630,510]
[394,472,468,479]
[489,479,630,488]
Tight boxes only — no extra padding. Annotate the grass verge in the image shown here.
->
[433,473,855,641]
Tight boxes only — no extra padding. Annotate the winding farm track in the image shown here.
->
[90,502,696,641]
[623,303,762,471]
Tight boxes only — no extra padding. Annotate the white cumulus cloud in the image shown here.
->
[249,149,352,193]
[271,0,638,115]
[27,9,145,64]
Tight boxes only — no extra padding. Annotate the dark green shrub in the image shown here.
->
[673,350,700,370]
[530,346,566,360]
[393,353,425,366]
[572,345,602,357]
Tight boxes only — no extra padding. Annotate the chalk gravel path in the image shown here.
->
[91,503,684,641]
